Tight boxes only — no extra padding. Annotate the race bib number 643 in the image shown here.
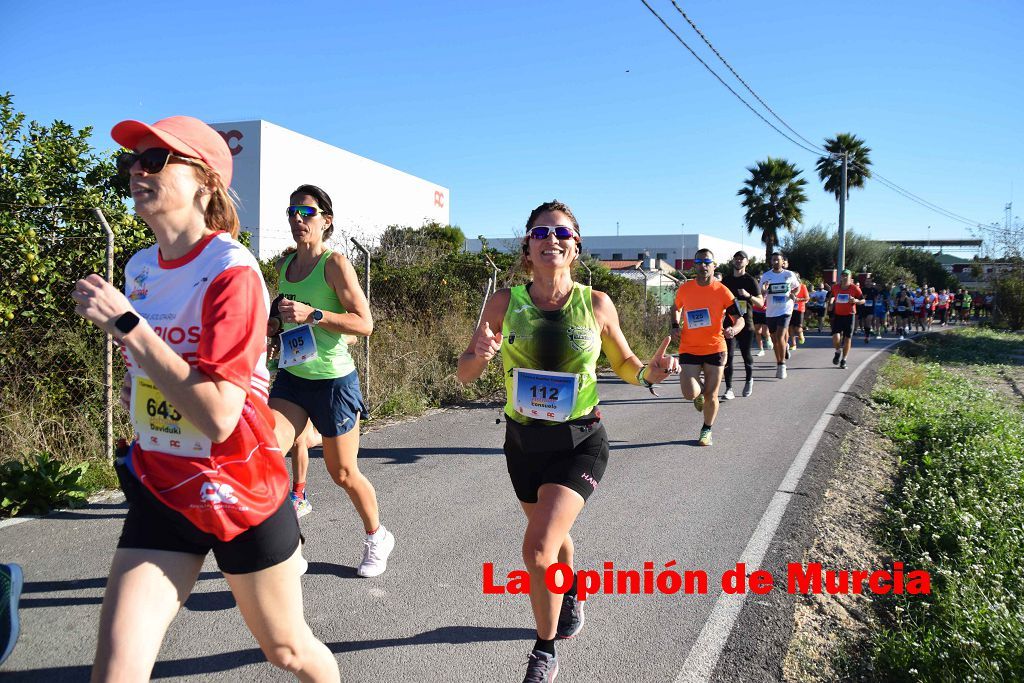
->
[131,376,211,456]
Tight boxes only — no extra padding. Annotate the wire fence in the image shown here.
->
[0,207,120,469]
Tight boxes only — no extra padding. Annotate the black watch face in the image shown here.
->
[313,309,324,322]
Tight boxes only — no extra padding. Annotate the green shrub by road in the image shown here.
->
[870,329,1024,681]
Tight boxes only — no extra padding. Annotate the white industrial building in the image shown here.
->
[211,120,450,260]
[465,233,750,271]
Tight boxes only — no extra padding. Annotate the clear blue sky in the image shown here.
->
[2,1,1021,250]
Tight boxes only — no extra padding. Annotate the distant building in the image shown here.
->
[464,233,749,270]
[211,120,449,260]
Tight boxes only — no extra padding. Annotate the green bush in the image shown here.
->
[870,338,1024,681]
[0,452,91,516]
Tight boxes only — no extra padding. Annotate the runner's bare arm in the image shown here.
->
[723,302,745,339]
[457,288,510,384]
[277,253,373,336]
[594,290,678,385]
[74,274,252,443]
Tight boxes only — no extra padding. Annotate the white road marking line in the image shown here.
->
[675,341,896,683]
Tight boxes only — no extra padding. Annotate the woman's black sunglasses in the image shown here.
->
[116,148,198,177]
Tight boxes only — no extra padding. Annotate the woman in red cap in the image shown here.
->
[72,115,339,682]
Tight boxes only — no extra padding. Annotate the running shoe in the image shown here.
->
[556,592,585,639]
[765,339,774,350]
[785,348,791,359]
[698,427,713,447]
[357,527,395,578]
[722,388,735,401]
[899,335,905,340]
[0,563,22,665]
[290,491,313,518]
[755,348,765,357]
[693,394,705,412]
[523,650,558,683]
[776,364,787,379]
[832,351,840,366]
[799,334,806,344]
[742,379,754,397]
[839,359,848,370]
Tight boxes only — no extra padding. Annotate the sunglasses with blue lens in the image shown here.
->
[528,225,577,240]
[286,205,325,218]
[693,258,715,265]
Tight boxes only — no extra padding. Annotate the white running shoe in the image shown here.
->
[755,349,765,357]
[776,364,787,379]
[357,527,395,578]
[722,388,735,400]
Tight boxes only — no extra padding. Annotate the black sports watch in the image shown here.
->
[114,311,141,336]
[311,309,324,326]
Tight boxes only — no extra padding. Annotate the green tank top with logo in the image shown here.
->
[501,283,601,425]
[277,249,356,380]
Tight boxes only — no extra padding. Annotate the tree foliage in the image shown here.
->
[738,157,808,264]
[816,132,872,202]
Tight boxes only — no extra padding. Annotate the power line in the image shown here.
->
[667,0,828,155]
[638,0,824,157]
[641,1,1005,234]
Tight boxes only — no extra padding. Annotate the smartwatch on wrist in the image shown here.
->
[311,309,324,326]
[114,311,140,336]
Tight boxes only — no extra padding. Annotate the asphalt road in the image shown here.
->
[1,330,897,682]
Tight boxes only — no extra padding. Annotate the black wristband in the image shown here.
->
[114,311,140,336]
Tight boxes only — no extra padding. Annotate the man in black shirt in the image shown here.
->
[859,278,879,344]
[720,251,763,398]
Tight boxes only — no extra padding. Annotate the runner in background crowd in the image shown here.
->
[719,251,761,400]
[827,269,864,370]
[871,283,889,338]
[858,276,878,343]
[751,294,771,357]
[911,288,925,333]
[758,252,800,379]
[959,289,973,324]
[787,269,809,353]
[935,288,951,326]
[807,282,828,333]
[74,115,339,682]
[893,286,913,339]
[268,184,394,578]
[457,200,679,683]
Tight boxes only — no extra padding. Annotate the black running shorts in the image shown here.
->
[766,315,791,332]
[789,310,804,327]
[504,416,609,504]
[679,352,727,367]
[831,314,854,339]
[115,460,301,575]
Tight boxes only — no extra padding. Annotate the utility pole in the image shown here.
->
[616,221,620,237]
[837,152,848,272]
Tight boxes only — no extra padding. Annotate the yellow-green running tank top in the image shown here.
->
[277,249,356,380]
[501,282,601,425]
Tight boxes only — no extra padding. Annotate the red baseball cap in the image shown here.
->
[111,115,232,188]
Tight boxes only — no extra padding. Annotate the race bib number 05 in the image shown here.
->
[685,308,712,329]
[279,324,318,368]
[131,376,211,456]
[513,368,579,422]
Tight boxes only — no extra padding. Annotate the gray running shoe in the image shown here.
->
[742,379,754,397]
[523,650,559,683]
[556,592,585,639]
[0,563,22,665]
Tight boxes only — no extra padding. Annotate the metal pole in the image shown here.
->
[350,238,371,408]
[837,152,848,273]
[92,208,115,462]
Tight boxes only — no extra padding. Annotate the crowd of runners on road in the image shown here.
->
[0,113,972,682]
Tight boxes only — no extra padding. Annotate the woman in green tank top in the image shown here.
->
[268,184,395,578]
[457,200,679,682]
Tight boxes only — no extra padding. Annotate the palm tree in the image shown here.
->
[815,133,872,201]
[738,157,808,264]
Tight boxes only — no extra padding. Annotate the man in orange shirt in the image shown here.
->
[827,269,865,370]
[672,249,745,446]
